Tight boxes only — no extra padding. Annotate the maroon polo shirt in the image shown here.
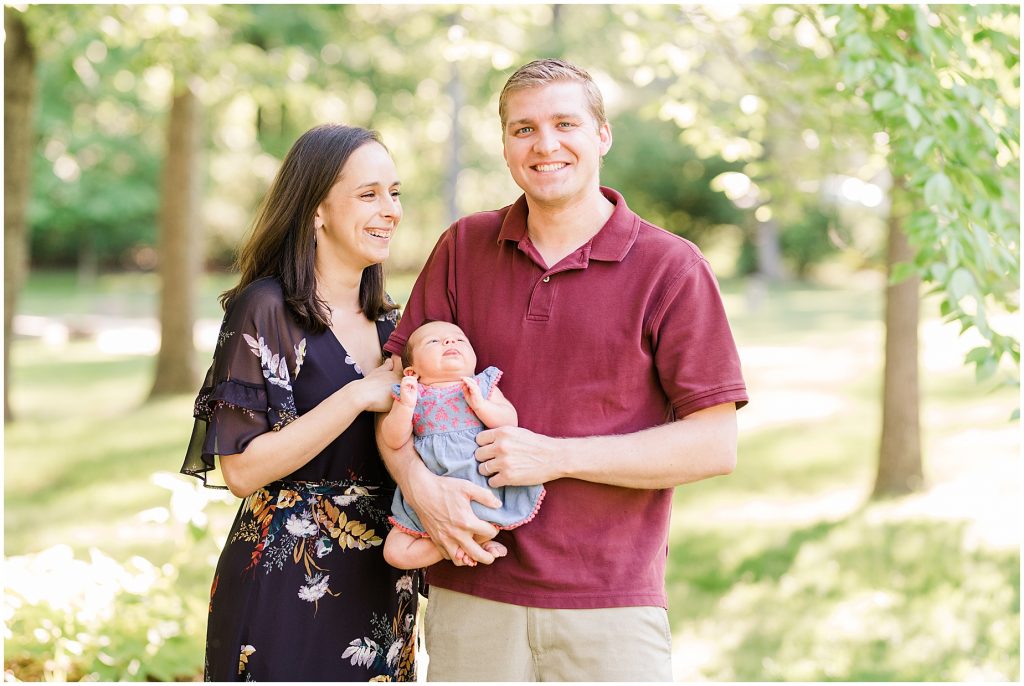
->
[384,186,748,609]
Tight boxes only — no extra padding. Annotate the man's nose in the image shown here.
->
[533,127,560,154]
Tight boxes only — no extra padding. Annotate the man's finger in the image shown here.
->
[462,480,502,510]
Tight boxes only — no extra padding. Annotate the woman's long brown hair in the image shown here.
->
[221,124,398,331]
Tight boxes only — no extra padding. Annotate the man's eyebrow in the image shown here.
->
[506,113,584,129]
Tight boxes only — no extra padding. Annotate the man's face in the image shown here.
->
[502,81,612,210]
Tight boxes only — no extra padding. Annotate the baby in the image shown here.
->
[381,320,545,570]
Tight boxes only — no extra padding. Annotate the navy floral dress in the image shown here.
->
[181,277,419,682]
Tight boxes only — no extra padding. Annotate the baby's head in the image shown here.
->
[402,321,478,385]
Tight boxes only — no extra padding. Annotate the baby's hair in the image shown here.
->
[401,319,442,369]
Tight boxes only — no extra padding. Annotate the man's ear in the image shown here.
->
[599,121,613,157]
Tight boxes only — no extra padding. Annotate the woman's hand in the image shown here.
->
[357,357,400,412]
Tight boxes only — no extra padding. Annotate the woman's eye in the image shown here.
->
[361,192,376,200]
[391,190,401,199]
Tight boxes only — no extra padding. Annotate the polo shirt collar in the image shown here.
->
[497,186,640,263]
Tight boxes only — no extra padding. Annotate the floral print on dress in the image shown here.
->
[238,645,255,676]
[345,354,364,375]
[342,573,417,679]
[243,332,307,391]
[185,279,417,681]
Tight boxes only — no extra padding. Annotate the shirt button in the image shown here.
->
[543,276,551,283]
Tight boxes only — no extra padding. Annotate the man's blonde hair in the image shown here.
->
[498,59,607,131]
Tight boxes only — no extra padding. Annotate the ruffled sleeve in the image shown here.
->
[476,366,503,400]
[180,278,308,488]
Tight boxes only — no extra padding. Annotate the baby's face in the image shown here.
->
[406,321,478,385]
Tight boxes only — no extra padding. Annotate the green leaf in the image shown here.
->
[948,267,976,302]
[891,62,910,94]
[889,261,918,284]
[965,346,991,364]
[904,102,923,130]
[872,90,900,111]
[924,172,953,206]
[913,135,935,159]
[845,33,874,58]
[974,356,998,382]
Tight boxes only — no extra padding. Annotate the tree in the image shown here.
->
[823,4,1020,494]
[4,6,37,421]
[876,178,923,494]
[149,81,202,395]
[604,4,1018,497]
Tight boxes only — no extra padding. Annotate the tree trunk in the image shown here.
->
[149,81,201,397]
[4,8,36,422]
[755,136,785,283]
[755,216,785,282]
[873,180,923,496]
[444,19,463,226]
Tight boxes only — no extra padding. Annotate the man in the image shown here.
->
[379,59,748,681]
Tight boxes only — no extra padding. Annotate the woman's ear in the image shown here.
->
[403,367,417,377]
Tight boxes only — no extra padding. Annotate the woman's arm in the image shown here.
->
[220,358,398,497]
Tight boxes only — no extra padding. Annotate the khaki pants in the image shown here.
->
[424,587,673,682]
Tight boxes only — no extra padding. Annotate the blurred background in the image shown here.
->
[3,4,1019,681]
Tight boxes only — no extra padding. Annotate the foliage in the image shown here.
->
[819,5,1019,384]
[3,475,232,681]
[601,110,746,247]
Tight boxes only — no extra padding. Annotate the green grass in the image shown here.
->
[4,270,1019,681]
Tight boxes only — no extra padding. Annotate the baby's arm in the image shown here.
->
[380,375,418,450]
[463,379,518,429]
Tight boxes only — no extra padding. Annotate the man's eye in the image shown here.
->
[516,127,533,135]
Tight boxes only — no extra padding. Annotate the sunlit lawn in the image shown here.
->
[4,270,1019,681]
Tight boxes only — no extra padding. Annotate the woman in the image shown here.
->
[180,124,417,681]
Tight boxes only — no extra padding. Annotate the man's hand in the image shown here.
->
[403,466,503,565]
[474,426,561,487]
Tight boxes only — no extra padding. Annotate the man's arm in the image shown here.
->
[375,413,503,564]
[473,402,738,490]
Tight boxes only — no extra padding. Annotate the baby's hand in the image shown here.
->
[461,376,484,409]
[399,374,419,408]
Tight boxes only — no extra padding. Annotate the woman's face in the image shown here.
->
[314,141,402,274]
[405,321,478,385]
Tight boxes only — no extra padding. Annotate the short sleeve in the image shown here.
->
[180,278,308,488]
[476,366,503,400]
[384,225,458,361]
[651,259,748,419]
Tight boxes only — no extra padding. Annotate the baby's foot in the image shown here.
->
[453,546,477,567]
[482,540,508,558]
